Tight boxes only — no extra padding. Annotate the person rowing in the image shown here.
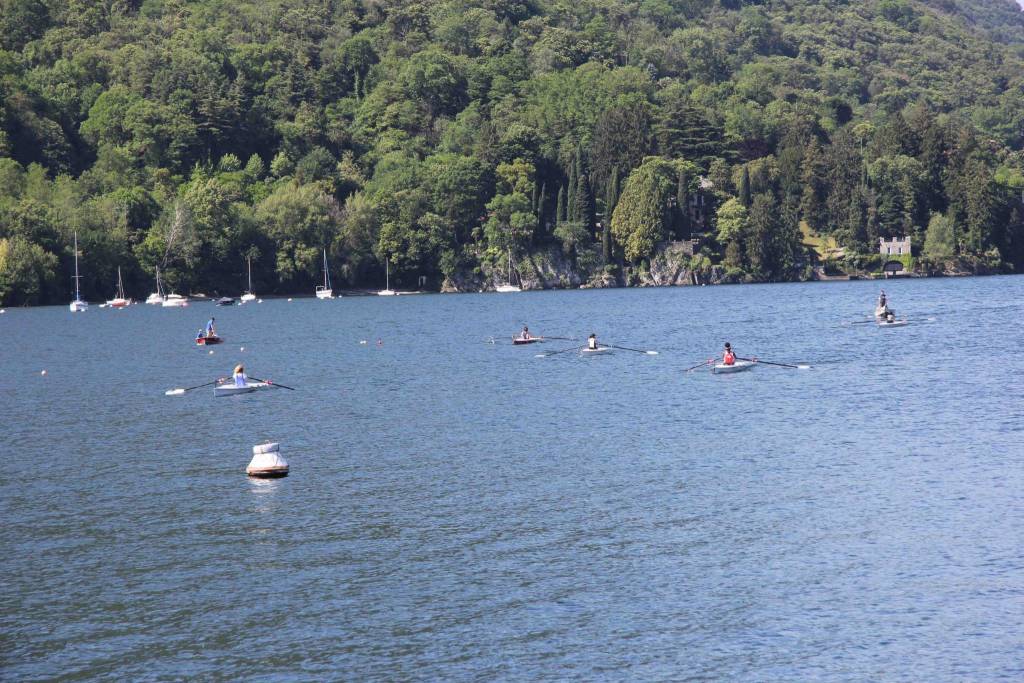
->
[878,290,887,309]
[205,317,217,338]
[232,364,247,387]
[520,325,531,341]
[587,333,598,350]
[722,342,736,366]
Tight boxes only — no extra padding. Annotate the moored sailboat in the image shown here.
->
[106,267,131,308]
[315,249,334,299]
[69,232,88,312]
[377,258,397,296]
[495,246,521,292]
[145,267,165,305]
[240,255,256,303]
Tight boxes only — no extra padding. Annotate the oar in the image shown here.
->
[737,356,811,370]
[165,378,223,396]
[536,345,583,358]
[685,358,716,372]
[249,376,296,390]
[606,343,659,356]
[542,336,578,341]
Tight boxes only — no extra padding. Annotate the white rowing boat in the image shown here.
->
[878,319,909,328]
[214,381,271,397]
[712,360,755,374]
[580,346,613,355]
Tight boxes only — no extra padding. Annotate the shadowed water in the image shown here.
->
[1,277,1022,681]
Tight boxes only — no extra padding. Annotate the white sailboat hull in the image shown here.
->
[495,284,521,293]
[69,300,88,312]
[145,293,165,305]
[315,288,334,299]
[162,294,188,307]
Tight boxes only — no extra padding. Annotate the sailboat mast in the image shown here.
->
[73,232,81,298]
[247,256,253,292]
[323,249,330,289]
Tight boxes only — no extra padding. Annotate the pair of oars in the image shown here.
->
[684,357,811,371]
[164,376,296,395]
[536,343,659,358]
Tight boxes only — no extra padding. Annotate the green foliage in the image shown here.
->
[2,0,1024,302]
[924,212,956,258]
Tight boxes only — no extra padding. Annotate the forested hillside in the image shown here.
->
[2,0,1024,303]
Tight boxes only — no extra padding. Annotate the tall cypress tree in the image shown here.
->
[603,167,619,263]
[556,185,566,223]
[677,170,692,238]
[537,182,547,230]
[738,166,751,208]
[567,157,578,222]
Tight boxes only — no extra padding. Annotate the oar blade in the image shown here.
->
[165,388,185,396]
[645,350,659,355]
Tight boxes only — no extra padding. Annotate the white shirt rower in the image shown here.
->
[233,364,247,387]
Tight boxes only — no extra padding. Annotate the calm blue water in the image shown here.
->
[2,277,1022,681]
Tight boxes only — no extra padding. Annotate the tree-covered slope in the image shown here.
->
[1,0,1023,303]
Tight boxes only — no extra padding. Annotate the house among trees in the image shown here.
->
[880,236,912,256]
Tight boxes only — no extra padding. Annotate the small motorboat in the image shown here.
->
[712,360,756,374]
[214,381,271,397]
[512,337,541,345]
[162,293,188,307]
[196,335,223,345]
[215,297,235,306]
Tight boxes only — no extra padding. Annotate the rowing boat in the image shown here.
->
[712,360,755,374]
[214,381,271,397]
[196,335,223,345]
[512,337,541,345]
[580,346,613,355]
[877,319,909,328]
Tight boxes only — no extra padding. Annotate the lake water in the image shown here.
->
[2,277,1022,681]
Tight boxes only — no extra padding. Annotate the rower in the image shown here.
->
[885,311,896,323]
[206,317,216,338]
[196,329,205,341]
[233,364,247,387]
[878,290,887,309]
[722,342,736,366]
[587,333,598,350]
[521,325,531,341]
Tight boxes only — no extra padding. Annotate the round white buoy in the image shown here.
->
[287,298,293,302]
[247,442,288,477]
[257,299,263,303]
[359,340,367,345]
[208,350,214,354]
[41,370,47,375]
[240,346,245,352]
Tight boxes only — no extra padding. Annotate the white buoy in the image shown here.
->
[247,442,288,478]
[208,350,214,354]
[41,370,47,376]
[287,298,292,302]
[359,340,367,345]
[240,346,245,351]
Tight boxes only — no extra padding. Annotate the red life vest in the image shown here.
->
[723,351,735,365]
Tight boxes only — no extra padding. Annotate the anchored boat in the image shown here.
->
[106,267,131,308]
[69,232,88,312]
[240,255,256,303]
[316,248,334,299]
